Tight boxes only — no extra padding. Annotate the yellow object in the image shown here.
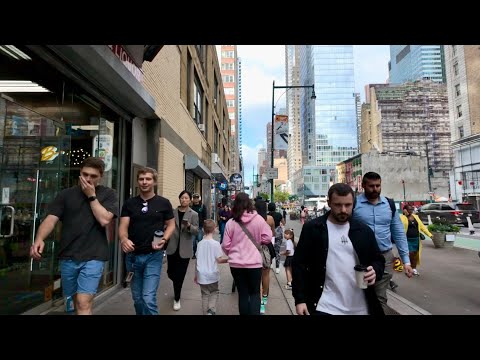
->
[393,258,403,272]
[400,214,432,267]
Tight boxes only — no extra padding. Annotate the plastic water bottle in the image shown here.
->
[65,295,75,313]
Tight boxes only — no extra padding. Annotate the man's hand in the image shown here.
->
[79,176,95,197]
[364,265,377,285]
[30,240,45,260]
[121,238,135,253]
[152,238,167,251]
[296,303,310,315]
[404,264,413,278]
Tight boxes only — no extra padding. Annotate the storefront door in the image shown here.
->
[0,97,70,314]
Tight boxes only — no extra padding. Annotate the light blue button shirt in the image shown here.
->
[352,193,410,265]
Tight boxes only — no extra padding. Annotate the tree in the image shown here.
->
[274,190,290,203]
[258,192,269,201]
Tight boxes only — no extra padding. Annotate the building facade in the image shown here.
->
[286,45,302,195]
[445,45,480,206]
[361,80,452,198]
[389,45,446,84]
[298,45,358,198]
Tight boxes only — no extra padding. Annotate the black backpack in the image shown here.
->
[385,197,397,243]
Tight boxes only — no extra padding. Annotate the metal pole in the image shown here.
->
[271,80,275,203]
[402,180,406,202]
[425,141,432,200]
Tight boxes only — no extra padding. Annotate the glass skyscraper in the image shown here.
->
[298,45,358,197]
[389,45,445,84]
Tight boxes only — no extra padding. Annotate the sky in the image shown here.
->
[234,45,391,193]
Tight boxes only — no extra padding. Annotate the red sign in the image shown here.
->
[108,45,144,82]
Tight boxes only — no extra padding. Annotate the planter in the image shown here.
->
[431,231,456,248]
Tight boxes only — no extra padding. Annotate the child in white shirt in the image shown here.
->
[194,219,228,315]
[280,229,295,290]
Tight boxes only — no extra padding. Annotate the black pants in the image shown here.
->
[230,267,262,315]
[167,248,190,302]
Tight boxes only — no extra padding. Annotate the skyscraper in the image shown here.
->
[389,45,446,84]
[299,45,357,197]
[219,45,241,174]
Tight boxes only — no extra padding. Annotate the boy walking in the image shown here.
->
[194,219,228,315]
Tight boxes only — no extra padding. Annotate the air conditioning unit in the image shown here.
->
[198,123,205,132]
[212,153,219,164]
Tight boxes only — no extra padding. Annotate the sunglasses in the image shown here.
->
[141,202,148,213]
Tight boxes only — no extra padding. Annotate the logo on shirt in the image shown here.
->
[341,235,349,244]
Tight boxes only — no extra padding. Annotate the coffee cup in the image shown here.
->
[354,264,368,289]
[153,230,164,247]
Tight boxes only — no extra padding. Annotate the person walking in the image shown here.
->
[30,157,118,315]
[292,183,385,315]
[399,204,432,276]
[191,193,207,259]
[352,172,413,312]
[166,190,199,311]
[118,167,175,315]
[194,219,228,315]
[221,192,272,315]
[268,202,285,274]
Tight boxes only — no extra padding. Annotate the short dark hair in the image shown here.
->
[80,157,105,176]
[328,183,354,201]
[254,198,267,220]
[362,171,381,185]
[178,190,192,199]
[137,167,157,182]
[267,202,276,212]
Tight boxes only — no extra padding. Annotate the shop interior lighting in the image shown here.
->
[0,45,31,60]
[0,80,50,92]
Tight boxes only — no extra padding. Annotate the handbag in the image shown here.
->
[237,220,271,269]
[420,233,425,240]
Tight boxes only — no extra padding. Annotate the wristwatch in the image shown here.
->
[88,195,97,202]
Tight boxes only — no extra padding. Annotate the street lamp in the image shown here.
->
[270,80,316,202]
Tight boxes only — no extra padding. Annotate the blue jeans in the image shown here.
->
[193,227,203,255]
[60,259,105,297]
[219,222,226,244]
[125,251,164,315]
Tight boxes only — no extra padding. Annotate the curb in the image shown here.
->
[387,289,431,315]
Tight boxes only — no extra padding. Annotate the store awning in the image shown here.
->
[212,162,228,182]
[185,155,211,179]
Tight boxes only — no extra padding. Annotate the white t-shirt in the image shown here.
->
[316,220,369,315]
[285,239,295,256]
[195,238,225,285]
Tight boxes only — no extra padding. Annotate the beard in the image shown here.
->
[365,191,380,200]
[331,211,350,224]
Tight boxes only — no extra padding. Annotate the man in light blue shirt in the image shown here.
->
[353,172,413,312]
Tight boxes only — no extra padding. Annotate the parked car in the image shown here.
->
[417,202,480,227]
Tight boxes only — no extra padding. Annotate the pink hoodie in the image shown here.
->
[221,211,272,268]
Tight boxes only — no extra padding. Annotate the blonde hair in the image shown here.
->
[203,219,216,235]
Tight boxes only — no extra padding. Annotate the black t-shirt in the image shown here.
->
[47,185,119,261]
[268,211,283,227]
[406,217,419,238]
[121,195,174,254]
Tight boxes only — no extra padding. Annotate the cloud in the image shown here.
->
[353,45,390,101]
[238,45,285,106]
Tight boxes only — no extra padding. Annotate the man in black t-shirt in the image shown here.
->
[118,167,175,315]
[30,157,119,315]
[191,193,207,258]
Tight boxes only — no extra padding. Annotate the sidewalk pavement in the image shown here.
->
[47,221,431,315]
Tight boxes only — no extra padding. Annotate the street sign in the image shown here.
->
[264,168,278,180]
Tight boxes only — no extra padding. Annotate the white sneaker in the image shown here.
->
[413,269,420,276]
[173,300,181,311]
[275,268,280,274]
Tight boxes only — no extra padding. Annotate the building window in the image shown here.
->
[221,63,234,70]
[214,74,219,106]
[457,104,462,118]
[227,100,235,107]
[228,111,235,120]
[222,75,234,83]
[455,84,461,97]
[453,62,459,76]
[459,126,464,138]
[222,51,234,58]
[452,45,457,56]
[214,125,218,153]
[224,88,234,95]
[193,74,203,124]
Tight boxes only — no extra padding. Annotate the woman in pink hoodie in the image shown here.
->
[222,192,272,315]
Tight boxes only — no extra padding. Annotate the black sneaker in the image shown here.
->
[192,255,196,259]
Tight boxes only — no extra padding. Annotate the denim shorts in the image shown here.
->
[60,259,105,297]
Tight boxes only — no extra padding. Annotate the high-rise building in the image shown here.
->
[219,45,241,175]
[389,45,446,84]
[361,80,452,197]
[445,45,480,203]
[298,45,358,197]
[286,45,302,195]
[355,92,361,150]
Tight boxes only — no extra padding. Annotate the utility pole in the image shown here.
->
[401,179,406,202]
[425,141,432,200]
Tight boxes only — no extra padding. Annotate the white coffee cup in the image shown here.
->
[354,265,368,289]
